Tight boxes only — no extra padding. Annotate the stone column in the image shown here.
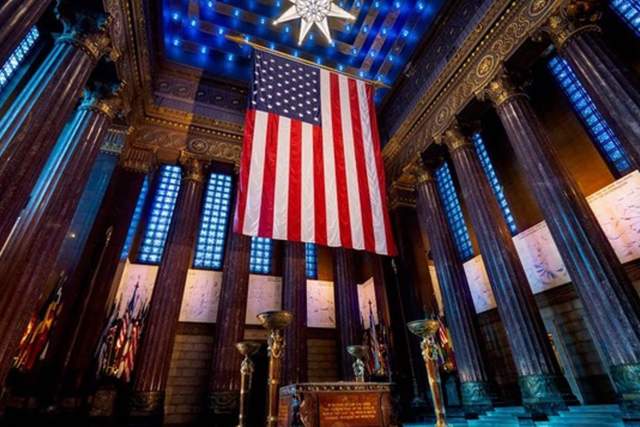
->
[367,252,392,331]
[0,15,113,246]
[333,248,362,380]
[0,88,121,389]
[441,123,568,415]
[544,7,640,170]
[129,154,205,421]
[282,242,308,385]
[50,146,157,400]
[387,184,430,411]
[484,71,640,416]
[207,221,252,421]
[0,0,51,67]
[411,160,493,415]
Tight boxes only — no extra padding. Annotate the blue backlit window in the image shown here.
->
[435,163,474,260]
[120,177,150,260]
[250,237,273,274]
[194,173,233,270]
[137,165,182,264]
[472,133,517,235]
[0,27,39,91]
[611,0,640,36]
[305,243,318,279]
[548,56,632,175]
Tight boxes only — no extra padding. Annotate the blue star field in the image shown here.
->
[162,0,446,101]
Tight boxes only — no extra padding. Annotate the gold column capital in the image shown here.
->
[403,157,434,187]
[544,1,602,50]
[80,83,126,120]
[437,122,472,154]
[56,15,118,62]
[119,145,158,174]
[388,178,416,209]
[179,151,207,183]
[479,70,525,108]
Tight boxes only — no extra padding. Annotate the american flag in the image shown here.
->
[235,51,396,255]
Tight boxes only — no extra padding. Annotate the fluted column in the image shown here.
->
[129,155,205,421]
[412,161,492,415]
[441,123,568,415]
[0,89,120,389]
[207,222,251,421]
[51,146,156,400]
[333,248,362,380]
[0,17,113,246]
[282,242,308,385]
[484,72,640,416]
[544,7,640,170]
[0,0,51,67]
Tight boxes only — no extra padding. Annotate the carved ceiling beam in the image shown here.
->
[382,0,568,182]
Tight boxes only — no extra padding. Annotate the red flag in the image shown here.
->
[235,51,396,256]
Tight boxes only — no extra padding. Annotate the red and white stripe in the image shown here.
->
[235,70,396,256]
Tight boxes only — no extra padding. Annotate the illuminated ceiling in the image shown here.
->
[161,0,446,101]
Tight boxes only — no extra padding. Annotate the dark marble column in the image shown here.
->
[545,9,640,170]
[47,146,156,402]
[207,224,252,422]
[441,123,568,415]
[0,18,113,247]
[129,155,205,421]
[0,89,120,389]
[367,252,392,331]
[0,0,51,67]
[282,241,308,385]
[387,186,432,411]
[484,72,640,417]
[332,248,362,380]
[412,161,493,415]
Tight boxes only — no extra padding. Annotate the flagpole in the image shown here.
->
[225,34,392,89]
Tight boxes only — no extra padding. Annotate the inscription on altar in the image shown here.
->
[319,393,380,426]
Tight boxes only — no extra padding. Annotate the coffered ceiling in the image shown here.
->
[159,0,446,102]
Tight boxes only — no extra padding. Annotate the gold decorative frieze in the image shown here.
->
[382,0,565,180]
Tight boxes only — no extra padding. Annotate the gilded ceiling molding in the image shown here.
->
[103,0,245,159]
[132,119,242,166]
[383,0,567,181]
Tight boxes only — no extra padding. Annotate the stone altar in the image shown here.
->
[278,382,397,427]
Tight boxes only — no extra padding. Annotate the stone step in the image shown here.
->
[567,404,620,413]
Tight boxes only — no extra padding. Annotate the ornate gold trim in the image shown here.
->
[382,0,564,180]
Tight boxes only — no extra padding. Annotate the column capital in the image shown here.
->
[403,157,434,187]
[437,122,473,154]
[80,83,126,120]
[179,151,207,183]
[479,70,525,108]
[388,178,416,209]
[119,146,158,174]
[55,10,118,62]
[544,1,602,50]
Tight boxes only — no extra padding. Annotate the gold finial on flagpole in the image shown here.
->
[225,34,391,89]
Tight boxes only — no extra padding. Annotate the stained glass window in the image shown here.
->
[0,27,39,91]
[250,237,273,274]
[435,163,474,260]
[120,177,150,259]
[548,56,632,175]
[611,0,640,36]
[472,132,517,235]
[137,165,182,264]
[305,243,318,279]
[194,173,233,270]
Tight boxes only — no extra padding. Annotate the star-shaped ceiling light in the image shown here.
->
[273,0,355,46]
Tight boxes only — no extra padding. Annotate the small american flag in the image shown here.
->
[235,51,396,255]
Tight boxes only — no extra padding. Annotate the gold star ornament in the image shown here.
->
[273,0,355,45]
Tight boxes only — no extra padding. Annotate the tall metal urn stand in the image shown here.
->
[258,310,293,427]
[408,319,449,427]
[235,341,261,427]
